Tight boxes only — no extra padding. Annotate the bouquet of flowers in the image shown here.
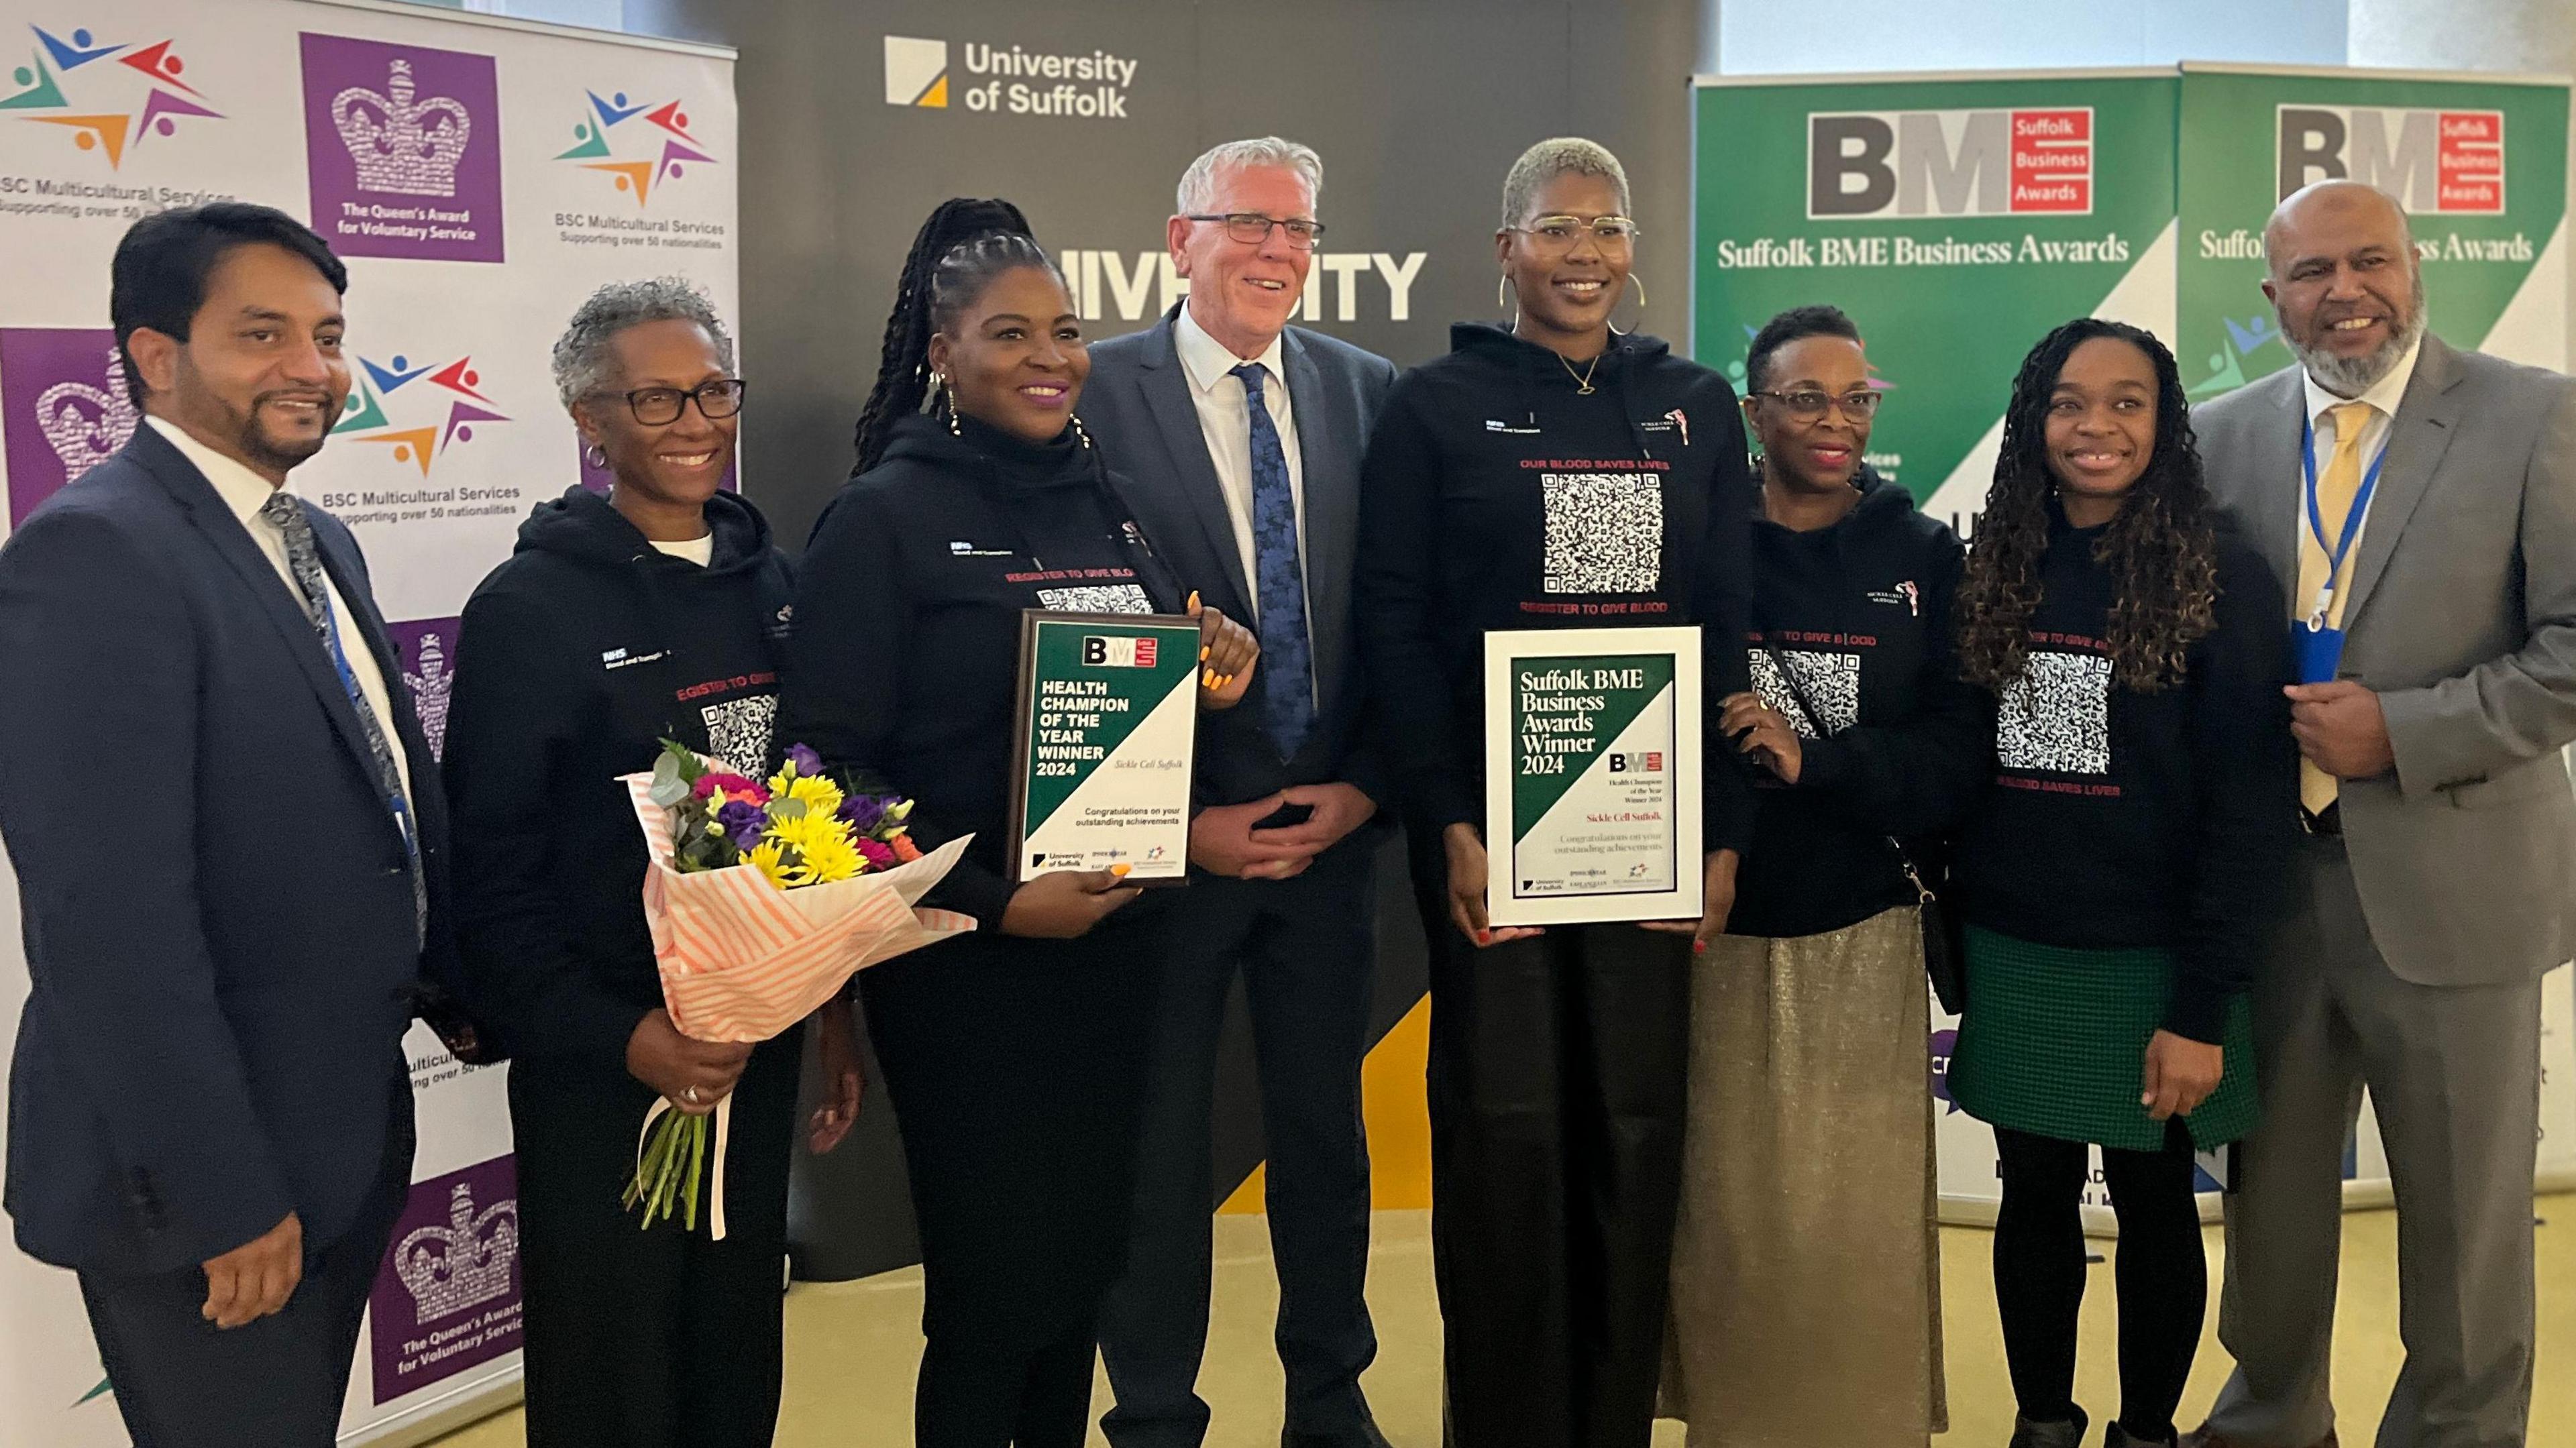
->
[620,740,974,1235]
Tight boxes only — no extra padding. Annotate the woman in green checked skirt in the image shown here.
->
[1944,319,2296,1448]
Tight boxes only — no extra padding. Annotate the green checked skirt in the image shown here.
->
[1947,925,2258,1152]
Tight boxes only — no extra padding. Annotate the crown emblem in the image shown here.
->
[332,60,472,197]
[392,1180,518,1322]
[34,347,138,482]
[402,631,453,761]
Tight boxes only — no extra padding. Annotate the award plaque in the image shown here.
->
[1483,626,1704,926]
[1007,610,1201,884]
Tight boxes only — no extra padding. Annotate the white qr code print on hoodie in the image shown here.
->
[1540,471,1662,594]
[1997,651,2112,775]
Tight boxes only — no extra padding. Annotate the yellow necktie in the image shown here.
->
[2297,400,2375,816]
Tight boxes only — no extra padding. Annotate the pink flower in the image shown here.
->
[694,772,767,803]
[855,837,898,873]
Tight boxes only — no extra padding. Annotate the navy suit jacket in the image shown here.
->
[1083,306,1398,816]
[0,424,449,1275]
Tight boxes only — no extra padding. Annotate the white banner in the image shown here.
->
[0,0,737,1441]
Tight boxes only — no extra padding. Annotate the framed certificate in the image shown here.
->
[1007,610,1201,885]
[1483,626,1703,926]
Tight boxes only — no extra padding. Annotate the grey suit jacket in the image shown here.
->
[1081,306,1399,812]
[2196,332,2576,985]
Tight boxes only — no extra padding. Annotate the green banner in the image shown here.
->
[2178,65,2569,400]
[1014,614,1199,880]
[1693,72,2182,523]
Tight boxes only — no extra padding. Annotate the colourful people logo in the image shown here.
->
[2188,313,2288,400]
[332,350,511,477]
[0,23,222,168]
[553,88,716,206]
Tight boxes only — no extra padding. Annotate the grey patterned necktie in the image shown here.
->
[258,491,426,943]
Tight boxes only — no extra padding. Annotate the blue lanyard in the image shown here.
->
[2299,408,2389,629]
[315,585,419,861]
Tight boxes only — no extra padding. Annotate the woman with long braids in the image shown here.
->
[777,199,1256,1447]
[1354,138,1756,1448]
[1945,318,2295,1448]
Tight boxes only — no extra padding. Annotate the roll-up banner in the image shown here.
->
[0,1,739,1441]
[1693,64,2573,1226]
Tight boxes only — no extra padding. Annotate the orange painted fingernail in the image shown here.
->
[1203,669,1217,687]
[1188,590,1201,610]
[1200,645,1210,661]
[1110,862,1132,877]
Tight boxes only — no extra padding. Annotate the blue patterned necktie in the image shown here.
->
[259,491,426,944]
[1230,363,1314,759]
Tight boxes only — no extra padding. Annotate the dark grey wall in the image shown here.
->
[623,0,1707,1281]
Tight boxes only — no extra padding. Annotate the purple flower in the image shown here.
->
[786,743,824,777]
[838,793,887,833]
[716,799,766,850]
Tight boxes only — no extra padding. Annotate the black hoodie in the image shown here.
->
[443,486,794,1064]
[777,414,1186,930]
[1354,323,1756,850]
[1729,467,1984,939]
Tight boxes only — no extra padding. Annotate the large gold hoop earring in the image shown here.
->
[1499,274,1520,330]
[1611,272,1648,335]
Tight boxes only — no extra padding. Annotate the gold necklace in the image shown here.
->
[1559,349,1602,395]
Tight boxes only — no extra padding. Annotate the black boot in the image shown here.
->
[2106,1426,2177,1448]
[2009,1406,2090,1448]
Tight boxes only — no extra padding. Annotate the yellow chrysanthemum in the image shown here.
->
[790,828,861,885]
[761,814,861,888]
[745,840,798,891]
[777,773,845,820]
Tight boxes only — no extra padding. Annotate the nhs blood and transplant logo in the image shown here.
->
[555,88,716,205]
[300,34,503,263]
[331,347,511,478]
[368,1155,522,1404]
[0,326,133,524]
[0,22,223,170]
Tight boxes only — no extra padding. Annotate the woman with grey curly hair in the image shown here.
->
[443,278,863,1447]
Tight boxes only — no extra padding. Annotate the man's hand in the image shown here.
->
[1000,867,1142,938]
[626,1009,753,1115]
[202,1212,302,1329]
[2286,681,2396,780]
[1244,783,1378,875]
[1443,822,1543,948]
[1190,793,1323,881]
[1720,691,1804,783]
[1638,849,1741,953]
[2142,1029,2225,1121]
[808,1002,864,1156]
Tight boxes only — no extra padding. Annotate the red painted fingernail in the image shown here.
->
[1475,929,1490,945]
[1693,940,1708,954]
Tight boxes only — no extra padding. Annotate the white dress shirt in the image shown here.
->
[148,416,415,806]
[1172,302,1307,624]
[2294,335,2423,602]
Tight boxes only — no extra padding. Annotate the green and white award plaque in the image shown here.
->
[1007,611,1201,884]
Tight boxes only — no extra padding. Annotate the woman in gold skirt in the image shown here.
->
[1663,307,1985,1445]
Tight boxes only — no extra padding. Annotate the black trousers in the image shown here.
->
[508,1032,800,1448]
[1099,839,1381,1448]
[1420,883,1691,1448]
[77,1095,413,1448]
[864,917,1163,1448]
[1992,1121,2207,1442]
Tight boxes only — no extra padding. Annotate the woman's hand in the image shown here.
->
[1638,849,1741,954]
[625,1009,753,1115]
[808,1001,864,1155]
[2142,1029,2224,1121]
[1000,865,1142,939]
[1442,822,1543,948]
[1187,592,1258,710]
[1720,691,1804,784]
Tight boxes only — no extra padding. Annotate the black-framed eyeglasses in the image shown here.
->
[1750,387,1883,422]
[1506,215,1640,254]
[600,378,747,425]
[1184,213,1326,249]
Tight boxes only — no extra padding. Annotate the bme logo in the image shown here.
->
[2276,107,2503,213]
[1082,636,1157,668]
[1809,108,2092,220]
[883,36,948,108]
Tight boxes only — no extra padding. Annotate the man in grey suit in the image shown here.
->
[1083,137,1399,1448]
[2185,180,2576,1448]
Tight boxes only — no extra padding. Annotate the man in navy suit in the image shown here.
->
[0,203,452,1446]
[1086,139,1400,1448]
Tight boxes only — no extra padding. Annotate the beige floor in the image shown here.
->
[437,1198,2576,1447]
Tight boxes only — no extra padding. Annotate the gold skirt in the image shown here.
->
[1662,906,1946,1446]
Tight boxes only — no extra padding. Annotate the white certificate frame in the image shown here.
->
[1482,625,1705,927]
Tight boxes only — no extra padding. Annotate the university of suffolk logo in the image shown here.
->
[332,58,470,198]
[332,349,511,476]
[391,1180,518,1323]
[0,23,223,168]
[34,344,134,478]
[883,36,949,107]
[554,87,716,206]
